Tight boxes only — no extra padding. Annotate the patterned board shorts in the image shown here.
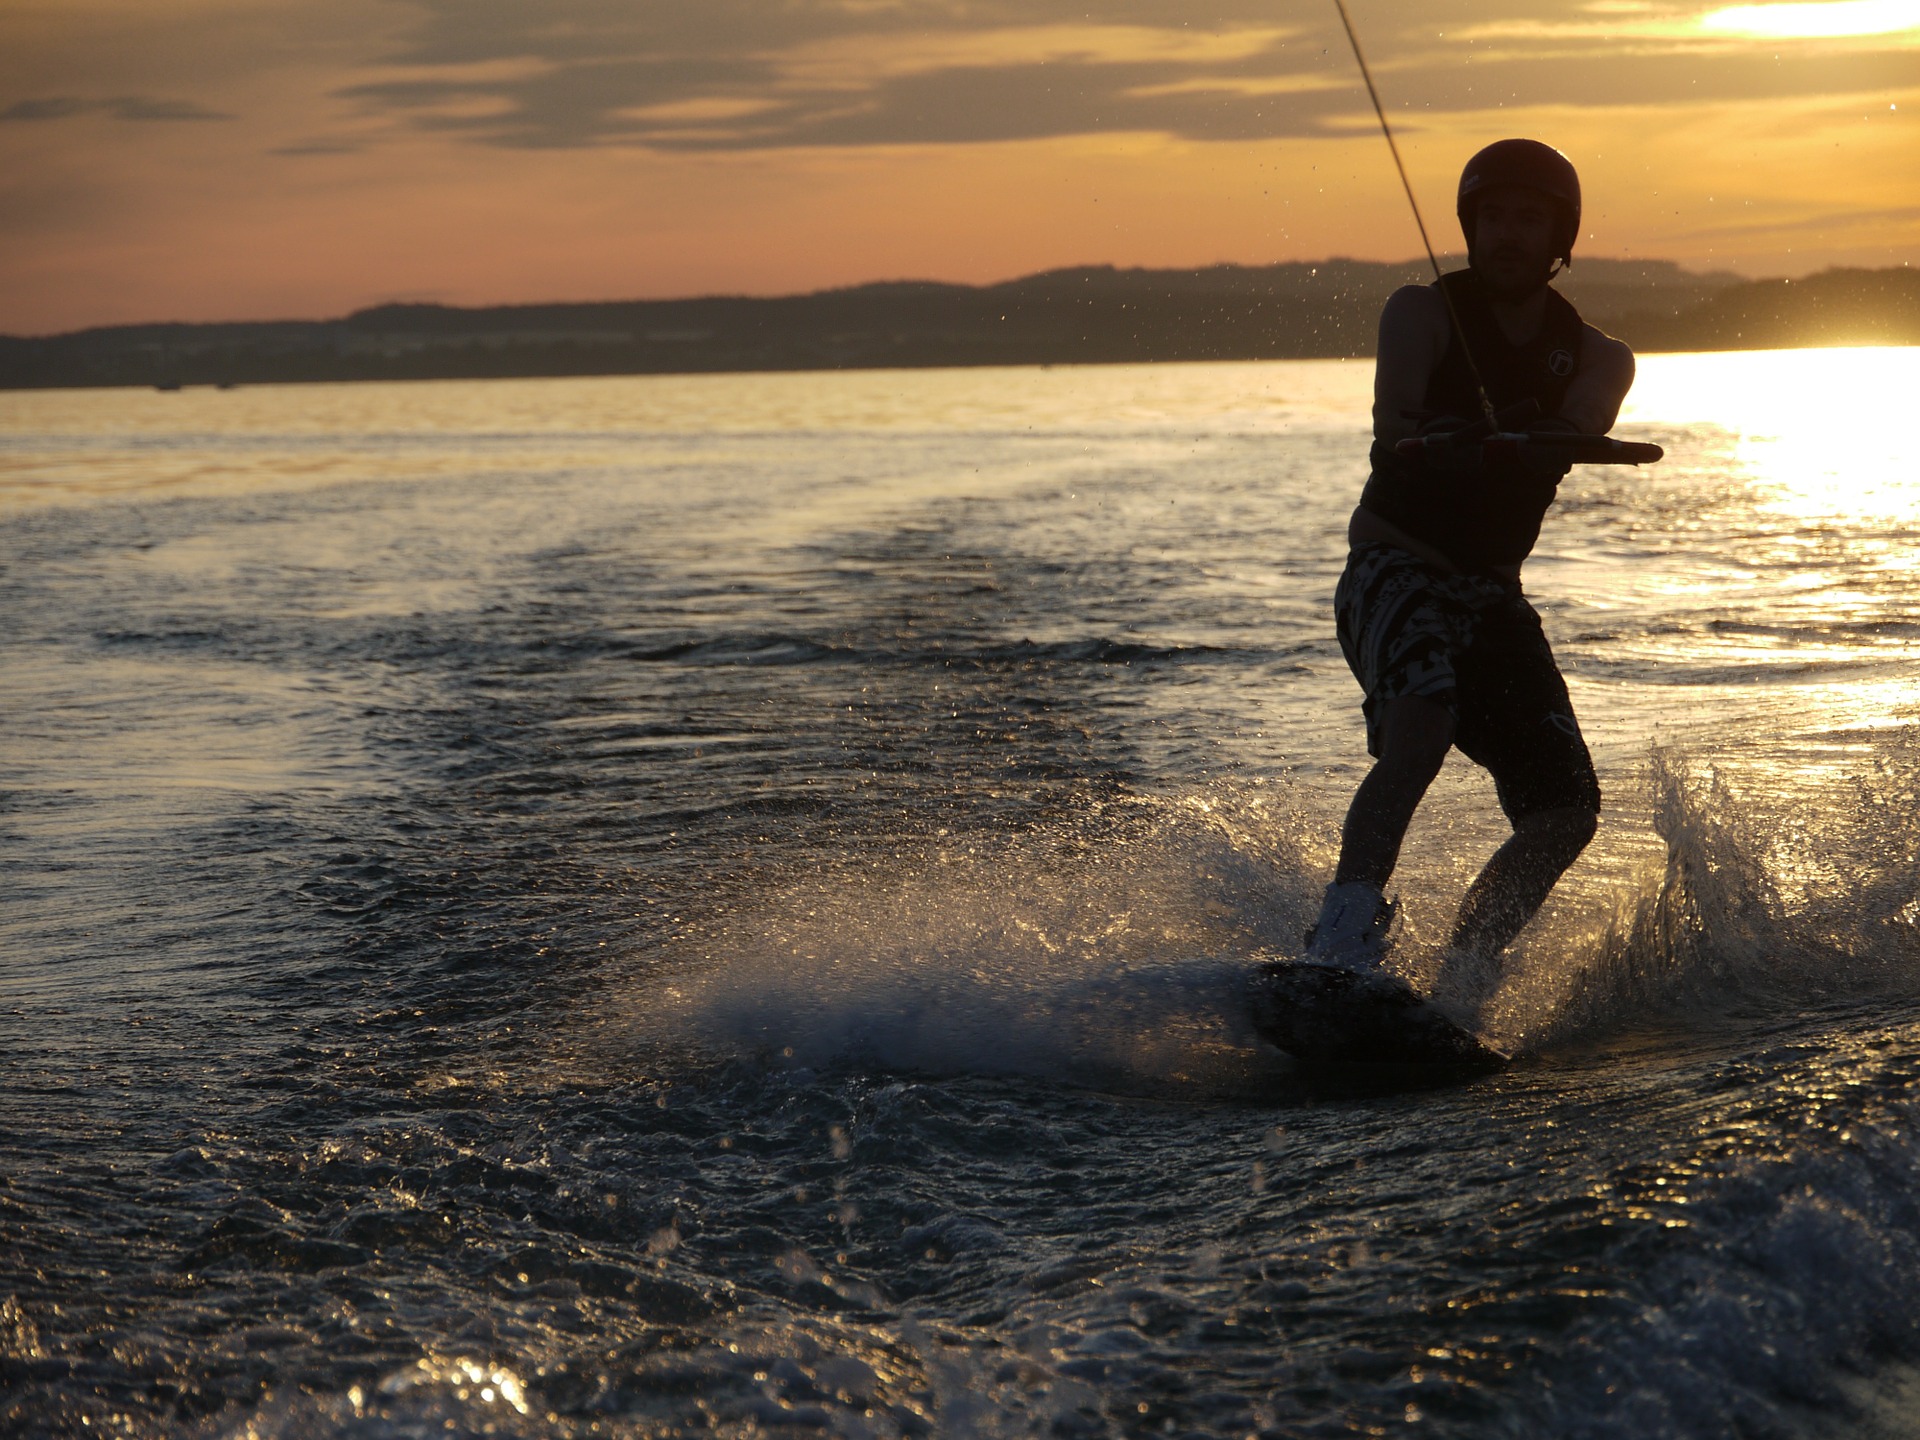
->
[1334,541,1601,820]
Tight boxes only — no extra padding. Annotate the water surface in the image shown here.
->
[4,350,1920,1438]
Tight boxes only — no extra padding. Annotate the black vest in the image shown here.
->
[1360,269,1586,570]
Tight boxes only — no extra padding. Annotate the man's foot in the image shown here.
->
[1302,881,1396,972]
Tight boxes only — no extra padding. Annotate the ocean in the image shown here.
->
[4,348,1920,1438]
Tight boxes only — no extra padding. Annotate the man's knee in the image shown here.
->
[1517,804,1597,861]
[1375,695,1455,776]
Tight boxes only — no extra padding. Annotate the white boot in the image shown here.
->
[1303,881,1395,971]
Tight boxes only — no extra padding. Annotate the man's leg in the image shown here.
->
[1315,542,1472,966]
[1447,805,1596,959]
[1441,585,1602,978]
[1305,695,1456,966]
[1333,694,1456,889]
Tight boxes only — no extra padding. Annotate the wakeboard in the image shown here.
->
[1248,959,1509,1076]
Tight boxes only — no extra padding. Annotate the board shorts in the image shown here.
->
[1334,541,1601,821]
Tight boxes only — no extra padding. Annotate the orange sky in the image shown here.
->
[2,0,1915,334]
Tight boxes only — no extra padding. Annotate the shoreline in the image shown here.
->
[2,338,1913,399]
[3,260,1913,393]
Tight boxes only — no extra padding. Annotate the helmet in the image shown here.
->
[1456,139,1581,269]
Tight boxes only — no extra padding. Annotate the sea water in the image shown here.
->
[3,349,1920,1437]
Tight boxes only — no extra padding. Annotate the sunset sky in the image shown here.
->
[2,0,1915,334]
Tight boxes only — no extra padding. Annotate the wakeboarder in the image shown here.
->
[1302,139,1637,998]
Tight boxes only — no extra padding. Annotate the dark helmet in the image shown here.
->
[1457,138,1581,268]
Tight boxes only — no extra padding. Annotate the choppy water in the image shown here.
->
[4,349,1920,1438]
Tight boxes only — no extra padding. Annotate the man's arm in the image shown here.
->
[1372,285,1452,448]
[1560,323,1635,435]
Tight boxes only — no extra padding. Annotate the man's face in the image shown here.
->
[1471,186,1559,298]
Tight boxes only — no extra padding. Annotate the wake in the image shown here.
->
[592,733,1920,1091]
[1491,738,1920,1052]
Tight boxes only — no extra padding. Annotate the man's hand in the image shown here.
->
[1409,413,1480,472]
[1526,414,1581,437]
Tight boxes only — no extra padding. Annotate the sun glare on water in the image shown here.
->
[1700,0,1920,37]
[1624,347,1917,523]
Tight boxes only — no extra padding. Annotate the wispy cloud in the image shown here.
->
[1,95,232,123]
[326,0,1917,152]
[341,35,1342,151]
[1702,0,1920,38]
[334,1,1366,150]
[0,0,1912,331]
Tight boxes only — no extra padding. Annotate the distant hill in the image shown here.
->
[1599,267,1920,351]
[0,259,1911,391]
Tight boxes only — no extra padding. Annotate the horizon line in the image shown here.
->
[16,251,1904,342]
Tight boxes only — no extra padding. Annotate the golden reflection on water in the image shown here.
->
[1623,346,1917,525]
[2,347,1914,516]
[0,357,1368,440]
[0,361,1372,507]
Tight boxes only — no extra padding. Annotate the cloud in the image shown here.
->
[373,0,1319,68]
[1702,0,1920,38]
[643,58,1344,153]
[1,94,232,123]
[108,96,234,121]
[341,34,1341,151]
[335,1,1363,149]
[270,139,365,155]
[1,97,93,121]
[331,0,1920,152]
[1,0,1911,336]
[1676,201,1920,241]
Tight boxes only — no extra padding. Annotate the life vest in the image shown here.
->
[1359,268,1586,570]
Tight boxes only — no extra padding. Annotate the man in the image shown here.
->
[1303,139,1636,990]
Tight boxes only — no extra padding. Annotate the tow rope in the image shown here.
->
[1331,0,1663,467]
